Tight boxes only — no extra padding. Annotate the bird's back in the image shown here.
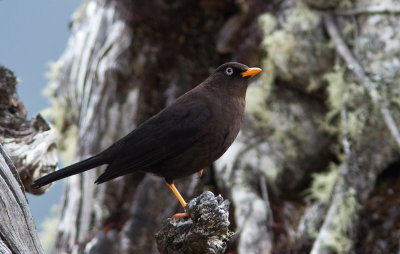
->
[31,62,259,189]
[147,84,246,182]
[95,82,246,183]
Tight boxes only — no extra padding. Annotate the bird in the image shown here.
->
[32,62,262,218]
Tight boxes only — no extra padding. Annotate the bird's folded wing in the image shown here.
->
[95,101,211,183]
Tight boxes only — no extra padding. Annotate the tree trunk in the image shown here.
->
[29,0,400,253]
[40,0,242,253]
[0,66,54,254]
[0,145,44,254]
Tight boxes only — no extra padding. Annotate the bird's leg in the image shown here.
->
[166,182,188,219]
[198,169,204,177]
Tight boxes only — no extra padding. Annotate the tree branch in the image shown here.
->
[335,6,400,16]
[324,12,400,149]
[155,191,232,254]
[0,66,58,194]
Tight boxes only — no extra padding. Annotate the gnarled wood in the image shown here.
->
[25,0,400,253]
[0,144,44,254]
[0,66,58,195]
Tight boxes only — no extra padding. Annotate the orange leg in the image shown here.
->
[198,169,204,177]
[166,182,188,219]
[102,222,116,234]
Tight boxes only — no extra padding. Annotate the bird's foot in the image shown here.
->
[171,212,188,220]
[198,169,204,177]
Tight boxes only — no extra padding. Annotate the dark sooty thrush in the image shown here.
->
[32,62,262,218]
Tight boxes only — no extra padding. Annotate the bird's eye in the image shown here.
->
[225,67,234,76]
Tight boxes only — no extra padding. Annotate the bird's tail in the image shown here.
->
[31,154,109,189]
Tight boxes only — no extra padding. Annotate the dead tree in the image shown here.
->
[0,144,44,254]
[32,0,250,253]
[26,0,400,253]
[0,66,58,254]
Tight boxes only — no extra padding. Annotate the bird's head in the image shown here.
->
[206,62,262,97]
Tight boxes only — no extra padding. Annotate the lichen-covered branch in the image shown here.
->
[21,0,400,253]
[305,8,400,253]
[335,6,400,16]
[324,12,400,149]
[156,191,231,254]
[44,0,235,252]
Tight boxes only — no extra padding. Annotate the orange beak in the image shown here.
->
[241,67,262,77]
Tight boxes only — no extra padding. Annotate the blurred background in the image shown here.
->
[1,0,400,254]
[0,0,81,246]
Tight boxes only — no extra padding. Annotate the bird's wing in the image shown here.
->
[95,100,211,183]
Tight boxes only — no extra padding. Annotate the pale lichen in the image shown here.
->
[283,1,320,32]
[41,99,78,165]
[246,14,277,127]
[324,70,346,113]
[306,165,338,203]
[38,205,60,252]
[43,60,79,165]
[323,188,360,254]
[71,1,90,25]
[245,59,274,127]
[44,61,63,95]
[262,30,297,81]
[258,13,278,35]
[323,69,369,140]
[259,1,333,90]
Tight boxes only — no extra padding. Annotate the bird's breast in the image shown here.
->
[208,96,245,155]
[154,93,246,181]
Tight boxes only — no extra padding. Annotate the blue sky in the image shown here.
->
[0,0,82,230]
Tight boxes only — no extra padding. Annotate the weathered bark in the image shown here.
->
[28,0,400,253]
[0,67,58,195]
[0,145,44,254]
[156,191,231,254]
[0,67,46,253]
[217,0,400,253]
[39,0,244,253]
[306,11,400,254]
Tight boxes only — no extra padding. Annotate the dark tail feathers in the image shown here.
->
[31,154,109,189]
